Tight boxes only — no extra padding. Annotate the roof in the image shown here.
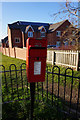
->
[48,20,70,32]
[8,21,49,32]
[1,36,8,43]
[8,19,70,33]
[17,21,49,26]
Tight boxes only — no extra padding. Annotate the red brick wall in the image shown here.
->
[47,20,71,45]
[8,25,47,48]
[25,29,47,47]
[2,43,9,48]
[8,21,70,47]
[34,32,46,39]
[11,29,23,48]
[25,27,44,40]
[2,43,5,48]
[41,28,45,32]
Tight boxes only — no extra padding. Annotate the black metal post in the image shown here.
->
[54,52,56,65]
[30,82,35,120]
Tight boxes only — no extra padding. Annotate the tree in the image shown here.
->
[52,0,80,50]
[52,0,79,27]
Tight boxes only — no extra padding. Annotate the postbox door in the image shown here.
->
[28,57,46,83]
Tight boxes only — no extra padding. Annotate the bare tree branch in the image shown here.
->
[51,0,79,27]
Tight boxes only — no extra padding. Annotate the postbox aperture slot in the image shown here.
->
[30,47,46,49]
[37,57,39,60]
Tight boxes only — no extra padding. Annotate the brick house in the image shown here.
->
[47,20,71,47]
[8,21,49,48]
[61,25,77,45]
[1,36,9,48]
[58,24,79,50]
[7,19,72,48]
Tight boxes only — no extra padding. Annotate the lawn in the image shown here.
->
[1,53,80,120]
[1,52,80,81]
[0,53,26,70]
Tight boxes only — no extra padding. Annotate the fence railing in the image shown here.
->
[47,50,80,71]
[0,64,80,119]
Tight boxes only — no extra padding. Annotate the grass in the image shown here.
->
[1,53,80,86]
[0,53,26,70]
[1,53,80,120]
[47,64,80,89]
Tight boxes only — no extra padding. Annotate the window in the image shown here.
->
[7,42,9,46]
[71,40,75,45]
[28,31,33,37]
[66,25,68,28]
[78,31,80,35]
[78,38,80,45]
[56,41,61,47]
[15,38,20,43]
[41,32,45,37]
[65,32,68,36]
[72,30,75,34]
[64,41,69,46]
[56,31,61,37]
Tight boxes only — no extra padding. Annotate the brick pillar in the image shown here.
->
[22,31,25,48]
[5,47,6,55]
[14,47,16,58]
[8,47,10,57]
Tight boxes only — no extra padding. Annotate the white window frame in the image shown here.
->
[15,38,20,43]
[56,31,61,37]
[41,32,45,37]
[40,26,46,33]
[66,25,68,28]
[40,26,46,37]
[56,41,61,47]
[64,41,69,46]
[72,30,76,36]
[28,31,33,38]
[25,25,34,33]
[72,40,75,45]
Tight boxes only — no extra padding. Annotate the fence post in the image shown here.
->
[79,52,80,70]
[54,51,56,65]
[76,50,79,71]
[2,47,3,54]
[52,51,54,65]
[30,83,35,120]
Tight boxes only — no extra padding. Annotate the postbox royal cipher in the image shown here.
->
[26,38,47,83]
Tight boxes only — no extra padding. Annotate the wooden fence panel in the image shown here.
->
[47,50,80,70]
[0,47,80,71]
[9,48,15,58]
[15,47,26,60]
[6,48,9,56]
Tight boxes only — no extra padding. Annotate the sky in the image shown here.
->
[0,1,78,41]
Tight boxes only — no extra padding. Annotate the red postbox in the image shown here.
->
[26,38,47,83]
